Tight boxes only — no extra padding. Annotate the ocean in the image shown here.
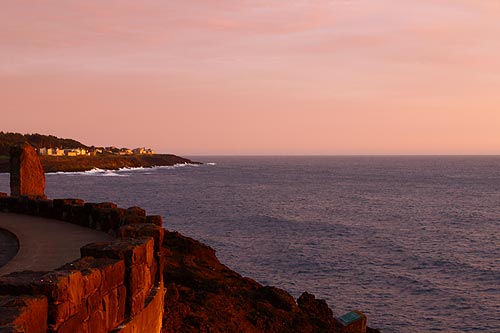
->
[1,156,499,332]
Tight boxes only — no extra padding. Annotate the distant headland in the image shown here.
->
[0,132,198,173]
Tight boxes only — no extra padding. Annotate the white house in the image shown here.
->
[64,148,87,156]
[132,147,155,155]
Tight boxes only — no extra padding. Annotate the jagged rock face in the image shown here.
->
[162,230,342,333]
[10,143,45,197]
[161,230,382,333]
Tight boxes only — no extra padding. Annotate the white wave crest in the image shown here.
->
[46,163,201,176]
[156,163,200,170]
[116,166,146,172]
[83,168,130,177]
[47,168,127,176]
[101,172,128,177]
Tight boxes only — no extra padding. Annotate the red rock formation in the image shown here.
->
[0,294,48,333]
[9,143,45,198]
[161,230,381,333]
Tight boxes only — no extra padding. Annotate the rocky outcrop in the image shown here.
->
[39,154,200,173]
[0,294,48,333]
[161,231,380,333]
[9,143,45,197]
[0,153,199,173]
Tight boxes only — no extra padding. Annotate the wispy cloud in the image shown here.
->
[1,0,499,154]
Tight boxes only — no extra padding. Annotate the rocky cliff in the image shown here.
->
[0,154,198,173]
[162,230,381,333]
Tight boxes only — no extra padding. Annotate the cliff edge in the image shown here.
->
[162,230,381,333]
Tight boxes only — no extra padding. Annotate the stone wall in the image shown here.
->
[0,194,165,333]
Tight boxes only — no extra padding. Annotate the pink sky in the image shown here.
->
[1,0,499,155]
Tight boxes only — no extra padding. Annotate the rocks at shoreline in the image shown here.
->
[0,154,199,173]
[161,230,381,333]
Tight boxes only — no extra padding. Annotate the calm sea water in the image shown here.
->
[1,156,499,332]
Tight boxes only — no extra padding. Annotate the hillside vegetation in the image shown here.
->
[0,132,85,156]
[0,131,198,172]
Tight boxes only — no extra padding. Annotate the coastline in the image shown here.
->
[0,154,200,173]
[0,194,380,332]
[0,146,381,332]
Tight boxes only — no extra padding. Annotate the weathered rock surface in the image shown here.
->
[9,143,45,197]
[0,294,48,333]
[161,230,381,333]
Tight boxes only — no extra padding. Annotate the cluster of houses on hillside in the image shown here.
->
[37,147,86,156]
[37,147,155,157]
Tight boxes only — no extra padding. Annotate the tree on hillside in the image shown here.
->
[0,132,87,156]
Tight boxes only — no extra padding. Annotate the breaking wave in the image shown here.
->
[47,168,128,177]
[46,163,203,176]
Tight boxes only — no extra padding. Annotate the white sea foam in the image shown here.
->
[156,163,200,170]
[101,172,127,177]
[116,166,146,172]
[85,168,106,174]
[46,163,201,176]
[83,168,129,177]
[47,171,88,176]
[46,168,123,176]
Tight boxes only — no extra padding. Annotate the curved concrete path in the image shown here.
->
[0,212,113,276]
[0,227,18,267]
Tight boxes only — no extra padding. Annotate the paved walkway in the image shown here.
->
[0,212,113,276]
[0,228,18,268]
